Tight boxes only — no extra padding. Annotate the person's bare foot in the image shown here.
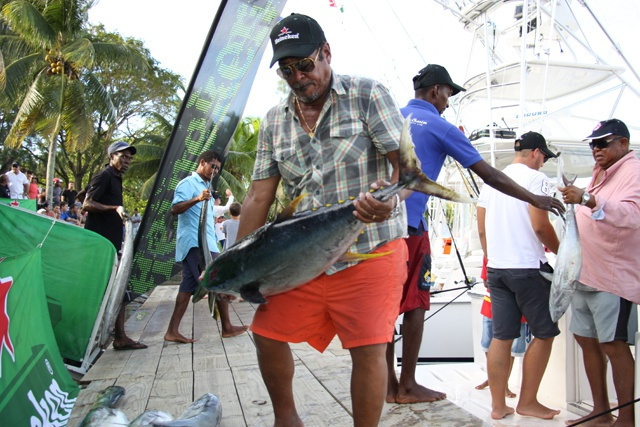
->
[475,379,489,390]
[474,380,516,398]
[565,411,614,426]
[491,404,515,419]
[395,384,446,404]
[221,325,248,338]
[386,379,398,403]
[112,337,147,350]
[516,401,560,419]
[164,331,197,343]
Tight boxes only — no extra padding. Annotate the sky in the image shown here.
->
[88,0,475,119]
[88,0,640,138]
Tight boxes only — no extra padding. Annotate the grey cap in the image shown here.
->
[107,141,137,156]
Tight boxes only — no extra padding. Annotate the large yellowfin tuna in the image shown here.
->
[201,116,475,303]
[546,175,582,322]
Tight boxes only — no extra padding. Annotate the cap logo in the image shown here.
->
[593,122,602,131]
[274,26,300,45]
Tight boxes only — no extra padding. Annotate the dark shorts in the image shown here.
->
[180,247,218,294]
[488,264,560,340]
[399,225,432,314]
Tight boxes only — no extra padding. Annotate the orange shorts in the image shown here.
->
[250,239,408,352]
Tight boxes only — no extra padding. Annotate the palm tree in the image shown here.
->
[125,111,173,199]
[0,0,148,202]
[219,116,261,201]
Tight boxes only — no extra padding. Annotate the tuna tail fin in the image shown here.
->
[540,271,553,282]
[339,250,393,263]
[398,115,476,204]
[274,193,308,223]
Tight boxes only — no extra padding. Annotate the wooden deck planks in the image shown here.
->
[70,284,486,426]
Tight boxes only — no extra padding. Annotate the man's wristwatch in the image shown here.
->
[580,191,590,206]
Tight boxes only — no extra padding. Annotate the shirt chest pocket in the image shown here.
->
[330,118,370,163]
[273,144,308,184]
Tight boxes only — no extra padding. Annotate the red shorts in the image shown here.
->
[250,239,408,352]
[398,229,431,314]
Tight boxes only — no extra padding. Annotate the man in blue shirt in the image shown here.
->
[386,64,565,404]
[164,150,248,343]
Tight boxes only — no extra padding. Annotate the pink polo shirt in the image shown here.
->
[576,151,640,303]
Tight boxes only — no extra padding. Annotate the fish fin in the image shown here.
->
[240,283,267,304]
[562,174,577,186]
[274,193,308,223]
[211,294,220,320]
[540,271,553,282]
[398,115,475,204]
[192,285,208,303]
[339,250,393,262]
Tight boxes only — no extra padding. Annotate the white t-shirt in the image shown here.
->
[215,222,225,241]
[478,163,552,269]
[5,171,29,199]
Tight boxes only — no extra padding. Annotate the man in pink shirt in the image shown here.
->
[559,118,640,426]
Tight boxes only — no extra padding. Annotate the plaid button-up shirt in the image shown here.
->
[253,73,407,274]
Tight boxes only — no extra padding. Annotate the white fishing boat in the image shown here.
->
[392,0,640,424]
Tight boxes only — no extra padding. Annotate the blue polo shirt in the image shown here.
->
[173,172,219,262]
[401,99,482,230]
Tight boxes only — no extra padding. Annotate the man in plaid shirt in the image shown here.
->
[236,13,409,426]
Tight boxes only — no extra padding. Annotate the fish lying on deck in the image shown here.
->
[201,115,475,304]
[78,386,128,427]
[129,410,173,426]
[152,393,222,427]
[545,175,582,322]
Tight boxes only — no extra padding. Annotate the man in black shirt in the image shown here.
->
[84,141,147,350]
[62,181,78,206]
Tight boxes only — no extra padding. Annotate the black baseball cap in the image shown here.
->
[413,64,466,95]
[107,141,137,156]
[12,162,19,167]
[514,131,559,159]
[584,119,630,140]
[269,13,326,67]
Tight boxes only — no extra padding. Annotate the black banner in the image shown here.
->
[130,0,287,293]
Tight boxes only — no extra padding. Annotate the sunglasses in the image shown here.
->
[276,48,321,80]
[589,136,622,150]
[209,163,220,171]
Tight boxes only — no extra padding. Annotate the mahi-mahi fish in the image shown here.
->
[545,175,582,322]
[79,386,128,427]
[200,115,475,304]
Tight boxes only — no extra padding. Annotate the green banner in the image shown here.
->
[0,251,79,425]
[0,198,36,211]
[0,204,115,362]
[130,0,287,294]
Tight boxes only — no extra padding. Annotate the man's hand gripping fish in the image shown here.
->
[200,116,475,303]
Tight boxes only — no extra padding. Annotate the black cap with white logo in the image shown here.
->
[269,13,326,67]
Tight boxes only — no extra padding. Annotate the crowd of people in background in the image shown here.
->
[2,161,89,227]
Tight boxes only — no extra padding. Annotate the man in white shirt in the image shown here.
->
[5,162,29,199]
[477,132,561,420]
